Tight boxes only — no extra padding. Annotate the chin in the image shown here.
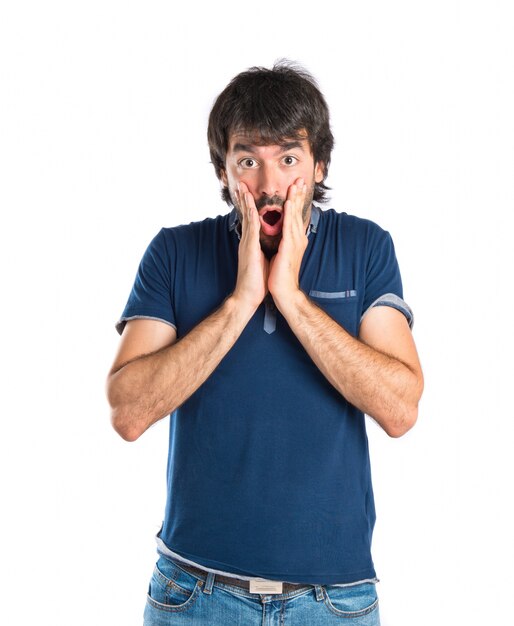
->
[260,234,281,259]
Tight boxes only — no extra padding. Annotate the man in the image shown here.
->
[107,61,423,625]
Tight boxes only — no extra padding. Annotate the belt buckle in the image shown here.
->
[249,578,284,594]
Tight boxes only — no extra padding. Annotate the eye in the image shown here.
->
[238,158,258,169]
[282,155,298,166]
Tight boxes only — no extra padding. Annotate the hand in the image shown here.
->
[232,181,269,311]
[268,178,308,305]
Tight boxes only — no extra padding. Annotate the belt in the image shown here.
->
[175,560,311,594]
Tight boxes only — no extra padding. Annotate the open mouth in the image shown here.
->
[259,208,284,237]
[262,210,282,226]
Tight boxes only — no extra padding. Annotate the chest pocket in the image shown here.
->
[309,289,357,301]
[308,289,360,336]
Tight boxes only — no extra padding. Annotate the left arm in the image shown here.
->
[273,292,423,437]
[268,179,424,438]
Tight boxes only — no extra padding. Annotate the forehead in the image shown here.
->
[227,129,311,154]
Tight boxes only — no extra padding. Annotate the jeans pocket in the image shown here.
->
[146,562,203,613]
[323,582,379,618]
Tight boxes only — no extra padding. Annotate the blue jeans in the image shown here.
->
[143,556,380,625]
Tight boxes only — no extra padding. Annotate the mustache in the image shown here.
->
[255,195,285,211]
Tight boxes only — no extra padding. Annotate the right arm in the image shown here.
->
[107,298,253,441]
[106,184,267,441]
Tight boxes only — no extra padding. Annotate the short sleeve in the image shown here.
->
[115,229,176,335]
[361,228,414,328]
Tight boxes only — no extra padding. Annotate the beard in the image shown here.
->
[230,180,316,259]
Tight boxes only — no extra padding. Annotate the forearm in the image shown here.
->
[108,295,255,441]
[276,291,422,437]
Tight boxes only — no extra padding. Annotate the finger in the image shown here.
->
[248,195,261,237]
[292,178,308,233]
[297,180,308,230]
[242,183,257,217]
[237,182,249,228]
[283,180,300,235]
[285,181,309,241]
[295,176,305,191]
[238,182,255,215]
[242,185,259,233]
[238,182,260,243]
[290,177,305,212]
[294,177,305,213]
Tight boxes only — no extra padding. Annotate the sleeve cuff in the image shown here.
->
[361,293,414,329]
[115,315,177,335]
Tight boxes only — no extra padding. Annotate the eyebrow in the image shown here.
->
[232,140,304,154]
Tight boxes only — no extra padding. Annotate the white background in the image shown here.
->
[1,1,513,624]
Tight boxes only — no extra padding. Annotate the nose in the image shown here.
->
[257,163,281,199]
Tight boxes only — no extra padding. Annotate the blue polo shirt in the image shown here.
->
[116,206,413,585]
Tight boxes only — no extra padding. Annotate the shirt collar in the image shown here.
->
[229,204,321,240]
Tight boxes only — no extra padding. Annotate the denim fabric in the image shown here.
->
[143,556,380,625]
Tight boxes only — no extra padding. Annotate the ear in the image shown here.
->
[314,161,325,184]
[220,169,228,187]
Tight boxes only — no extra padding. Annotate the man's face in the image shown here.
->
[221,131,324,257]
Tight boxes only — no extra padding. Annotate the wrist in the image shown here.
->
[271,287,306,317]
[225,292,261,323]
